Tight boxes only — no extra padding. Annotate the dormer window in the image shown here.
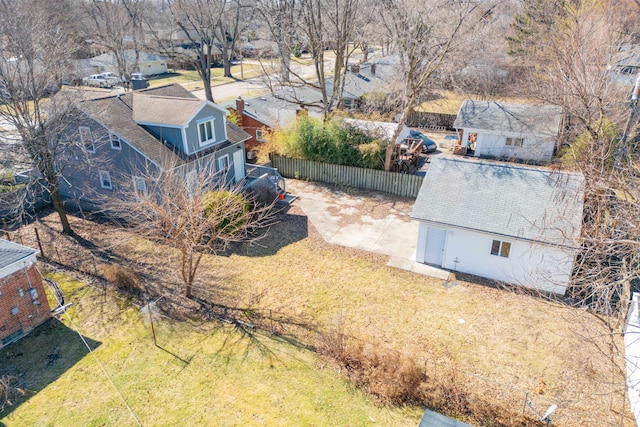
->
[197,117,216,146]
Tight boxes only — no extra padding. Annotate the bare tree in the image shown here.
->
[114,163,276,299]
[255,0,299,83]
[0,0,83,233]
[82,0,147,86]
[378,0,483,171]
[507,0,639,318]
[214,0,250,79]
[324,0,360,110]
[149,0,227,102]
[256,0,363,115]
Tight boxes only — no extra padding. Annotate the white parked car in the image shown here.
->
[100,72,120,86]
[82,73,118,88]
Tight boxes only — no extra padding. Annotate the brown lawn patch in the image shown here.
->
[8,207,634,426]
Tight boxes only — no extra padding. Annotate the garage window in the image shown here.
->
[490,240,511,258]
[505,137,523,147]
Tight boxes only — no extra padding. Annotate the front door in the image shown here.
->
[425,227,447,266]
[232,149,245,183]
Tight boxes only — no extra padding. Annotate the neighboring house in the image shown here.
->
[452,100,564,164]
[166,45,223,70]
[59,84,257,210]
[326,58,401,110]
[0,239,51,350]
[221,86,325,130]
[73,50,169,79]
[411,157,585,294]
[226,96,272,158]
[240,39,278,58]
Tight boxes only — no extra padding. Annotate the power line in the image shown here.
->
[39,267,143,427]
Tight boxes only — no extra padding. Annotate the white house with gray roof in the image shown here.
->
[453,100,564,164]
[411,157,585,294]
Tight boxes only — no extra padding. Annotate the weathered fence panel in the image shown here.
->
[406,111,457,130]
[270,155,424,198]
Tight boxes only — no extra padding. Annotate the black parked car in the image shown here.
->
[408,130,438,153]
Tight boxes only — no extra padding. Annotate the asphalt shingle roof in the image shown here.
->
[221,86,325,128]
[0,239,38,272]
[453,100,563,140]
[78,84,250,168]
[132,94,202,127]
[411,157,585,247]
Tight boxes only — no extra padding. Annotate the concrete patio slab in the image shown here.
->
[285,179,449,280]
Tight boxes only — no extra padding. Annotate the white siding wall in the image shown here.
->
[461,129,555,163]
[417,224,574,294]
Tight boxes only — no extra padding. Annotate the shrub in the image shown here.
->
[103,264,140,294]
[202,190,249,234]
[276,116,385,169]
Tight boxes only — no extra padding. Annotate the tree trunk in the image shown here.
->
[50,186,72,234]
[185,282,192,299]
[384,103,413,171]
[223,58,233,78]
[280,52,291,82]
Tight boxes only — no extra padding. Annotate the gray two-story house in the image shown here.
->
[59,84,252,210]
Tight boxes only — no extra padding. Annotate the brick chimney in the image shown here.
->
[370,63,376,75]
[235,95,245,126]
[351,64,360,73]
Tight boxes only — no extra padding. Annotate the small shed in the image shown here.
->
[411,157,585,294]
[453,100,563,164]
[0,239,52,349]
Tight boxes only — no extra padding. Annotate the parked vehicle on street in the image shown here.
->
[100,72,120,86]
[82,73,117,88]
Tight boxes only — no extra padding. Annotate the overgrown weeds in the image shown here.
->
[103,264,140,295]
[317,322,539,427]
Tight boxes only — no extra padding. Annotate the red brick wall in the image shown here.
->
[0,264,52,349]
[228,107,271,154]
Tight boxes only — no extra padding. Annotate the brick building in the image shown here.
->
[228,96,272,159]
[0,239,51,349]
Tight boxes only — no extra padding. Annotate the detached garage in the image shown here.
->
[411,157,585,294]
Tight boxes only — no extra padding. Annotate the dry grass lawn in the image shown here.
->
[3,204,633,426]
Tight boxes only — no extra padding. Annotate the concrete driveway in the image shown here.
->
[285,179,450,280]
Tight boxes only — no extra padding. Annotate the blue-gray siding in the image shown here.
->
[141,124,183,151]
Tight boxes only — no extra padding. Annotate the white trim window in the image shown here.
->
[217,154,230,172]
[505,137,523,147]
[110,133,122,150]
[79,126,95,152]
[197,117,216,146]
[256,129,267,142]
[132,176,147,198]
[99,170,113,190]
[490,239,511,258]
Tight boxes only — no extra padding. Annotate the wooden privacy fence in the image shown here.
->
[405,111,457,130]
[270,154,424,198]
